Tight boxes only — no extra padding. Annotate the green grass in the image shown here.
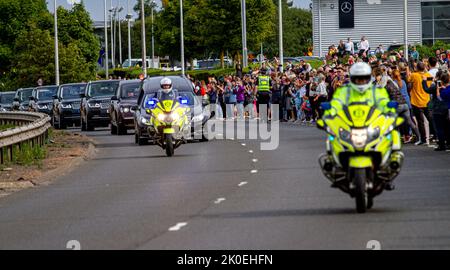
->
[2,142,47,168]
[0,124,15,131]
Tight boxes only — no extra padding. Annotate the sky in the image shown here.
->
[47,0,312,21]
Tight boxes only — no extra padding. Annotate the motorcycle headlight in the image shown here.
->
[140,116,151,125]
[367,127,380,142]
[192,114,204,122]
[61,103,72,109]
[170,112,180,121]
[157,114,166,122]
[88,103,101,108]
[351,129,368,148]
[339,128,351,143]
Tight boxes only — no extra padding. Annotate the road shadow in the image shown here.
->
[93,154,197,161]
[201,207,399,219]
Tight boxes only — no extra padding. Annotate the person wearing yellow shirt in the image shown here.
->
[407,62,435,145]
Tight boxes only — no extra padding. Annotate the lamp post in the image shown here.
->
[180,0,185,76]
[151,0,155,69]
[141,0,147,77]
[126,0,132,68]
[54,0,60,85]
[278,0,284,73]
[117,4,123,66]
[240,0,248,68]
[104,0,109,77]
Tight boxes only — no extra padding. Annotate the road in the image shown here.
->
[0,122,449,250]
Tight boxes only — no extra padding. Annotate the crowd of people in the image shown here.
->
[187,39,450,151]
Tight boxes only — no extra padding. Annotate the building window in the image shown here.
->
[421,2,450,45]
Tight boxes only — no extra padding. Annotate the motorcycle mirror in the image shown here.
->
[316,119,325,130]
[320,102,331,111]
[52,94,58,99]
[387,101,399,109]
[111,96,119,101]
[395,117,405,127]
[29,96,35,101]
[79,93,86,98]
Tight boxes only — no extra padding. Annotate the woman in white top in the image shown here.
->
[345,38,354,55]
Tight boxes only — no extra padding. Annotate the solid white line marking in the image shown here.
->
[214,198,226,204]
[168,222,188,231]
[248,150,253,153]
[238,182,248,187]
[250,170,258,174]
[252,159,258,163]
[241,143,246,146]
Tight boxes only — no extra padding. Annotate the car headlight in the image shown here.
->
[120,107,130,113]
[192,114,204,122]
[61,103,72,109]
[88,103,101,108]
[351,129,368,148]
[140,116,151,125]
[38,104,48,110]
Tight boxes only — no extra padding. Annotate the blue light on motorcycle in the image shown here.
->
[180,98,188,105]
[387,134,392,140]
[320,102,332,111]
[329,135,335,141]
[387,101,399,109]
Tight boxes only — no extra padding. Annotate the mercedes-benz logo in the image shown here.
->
[341,1,353,13]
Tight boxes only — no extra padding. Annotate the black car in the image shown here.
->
[12,87,34,111]
[29,85,58,114]
[134,76,209,145]
[80,80,120,131]
[0,91,16,111]
[109,80,141,135]
[52,83,86,129]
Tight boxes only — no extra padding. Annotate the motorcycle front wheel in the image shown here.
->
[165,134,174,157]
[353,168,367,213]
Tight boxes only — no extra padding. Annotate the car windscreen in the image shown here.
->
[61,84,86,99]
[0,93,15,104]
[19,88,34,101]
[37,87,58,101]
[121,82,141,99]
[88,81,119,97]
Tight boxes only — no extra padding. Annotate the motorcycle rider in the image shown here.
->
[158,77,176,100]
[324,62,402,190]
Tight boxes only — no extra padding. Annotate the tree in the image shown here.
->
[0,0,52,74]
[56,3,100,73]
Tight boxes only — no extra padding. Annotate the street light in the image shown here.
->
[240,0,248,68]
[180,0,185,76]
[104,0,109,78]
[126,0,132,68]
[109,3,115,68]
[54,0,60,85]
[117,4,124,66]
[278,0,284,73]
[151,0,155,69]
[141,0,147,77]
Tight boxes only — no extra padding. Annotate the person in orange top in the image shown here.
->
[407,62,435,145]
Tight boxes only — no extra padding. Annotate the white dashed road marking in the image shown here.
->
[241,143,246,146]
[252,159,258,163]
[250,170,258,174]
[238,182,248,187]
[248,150,253,153]
[214,198,226,204]
[168,222,188,231]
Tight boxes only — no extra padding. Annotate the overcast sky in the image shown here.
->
[47,0,312,21]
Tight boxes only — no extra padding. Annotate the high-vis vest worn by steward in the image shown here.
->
[258,76,270,92]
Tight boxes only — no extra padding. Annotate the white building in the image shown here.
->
[312,0,450,57]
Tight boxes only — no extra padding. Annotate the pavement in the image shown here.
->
[0,121,449,250]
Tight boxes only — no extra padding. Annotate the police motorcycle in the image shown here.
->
[144,89,191,157]
[316,101,405,213]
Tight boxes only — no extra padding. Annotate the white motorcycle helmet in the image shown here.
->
[160,77,173,93]
[349,62,373,94]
